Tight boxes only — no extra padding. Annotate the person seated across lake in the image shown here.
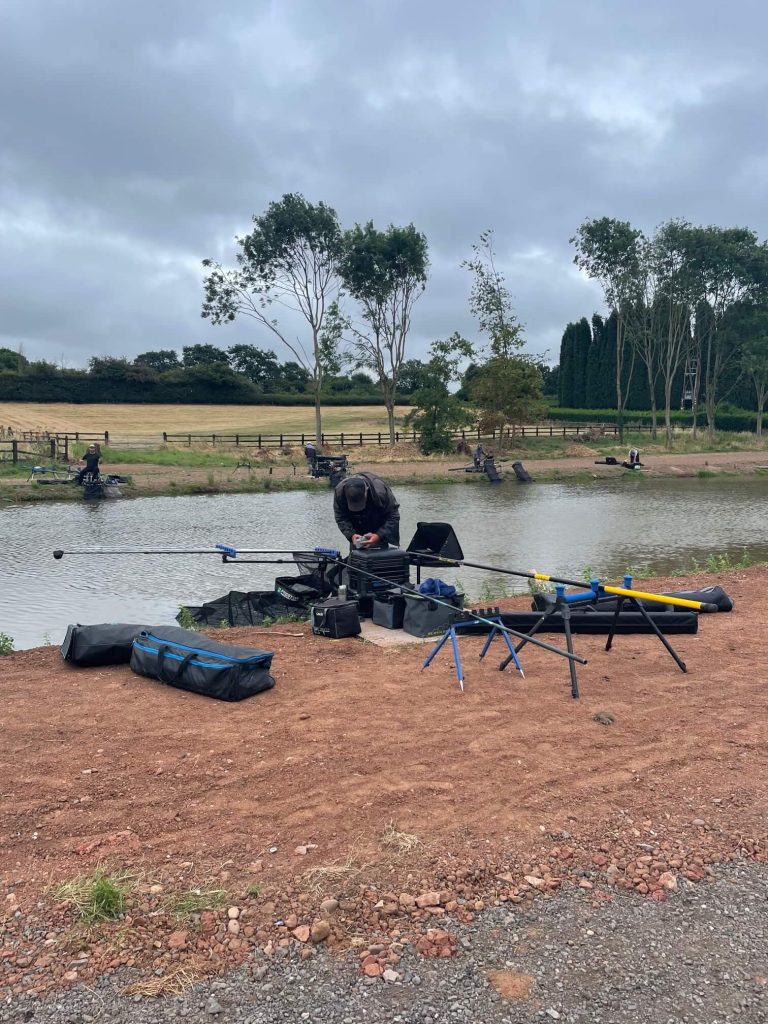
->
[333,472,400,550]
[75,443,102,484]
[473,443,487,469]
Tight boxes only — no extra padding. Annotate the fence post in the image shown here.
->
[188,434,191,446]
[301,433,305,446]
[396,431,400,443]
[340,432,344,447]
[12,439,18,464]
[359,432,363,446]
[50,438,56,461]
[104,431,109,446]
[378,432,381,445]
[235,434,239,446]
[279,433,283,447]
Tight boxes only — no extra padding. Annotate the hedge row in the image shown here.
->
[547,407,767,432]
[0,373,410,407]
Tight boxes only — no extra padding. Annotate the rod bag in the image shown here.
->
[61,623,151,666]
[130,626,275,701]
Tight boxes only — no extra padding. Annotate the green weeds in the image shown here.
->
[54,869,133,923]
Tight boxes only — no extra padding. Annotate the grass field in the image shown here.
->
[0,402,412,437]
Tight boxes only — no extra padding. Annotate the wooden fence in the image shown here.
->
[0,439,58,463]
[160,422,652,449]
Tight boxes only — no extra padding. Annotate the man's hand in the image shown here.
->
[362,533,380,548]
[352,533,363,546]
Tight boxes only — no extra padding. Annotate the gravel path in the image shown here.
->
[4,863,766,1024]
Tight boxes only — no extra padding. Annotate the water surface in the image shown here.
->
[2,477,765,649]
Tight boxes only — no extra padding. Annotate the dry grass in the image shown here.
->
[53,869,136,922]
[164,887,230,918]
[122,963,206,998]
[1,402,411,437]
[302,854,363,895]
[380,821,421,854]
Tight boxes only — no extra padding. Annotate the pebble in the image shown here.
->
[205,995,224,1015]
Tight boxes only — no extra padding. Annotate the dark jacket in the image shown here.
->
[333,472,400,545]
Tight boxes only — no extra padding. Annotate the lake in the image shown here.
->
[1,476,766,649]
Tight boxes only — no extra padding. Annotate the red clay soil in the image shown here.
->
[1,567,767,995]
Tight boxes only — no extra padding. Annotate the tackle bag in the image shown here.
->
[130,626,275,701]
[310,597,361,639]
[372,591,406,630]
[402,592,465,637]
[61,623,151,667]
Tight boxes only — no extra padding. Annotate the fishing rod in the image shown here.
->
[53,546,322,560]
[51,542,585,666]
[431,556,718,613]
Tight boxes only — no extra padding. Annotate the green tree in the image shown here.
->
[182,344,229,368]
[404,333,475,453]
[571,317,591,407]
[462,229,524,356]
[340,222,429,444]
[571,217,643,440]
[0,347,28,373]
[471,356,545,448]
[683,226,767,440]
[134,349,180,373]
[202,193,344,442]
[227,344,282,390]
[731,301,768,434]
[558,323,575,406]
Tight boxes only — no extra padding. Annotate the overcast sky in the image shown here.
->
[1,0,767,370]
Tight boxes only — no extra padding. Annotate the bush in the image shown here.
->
[546,407,768,432]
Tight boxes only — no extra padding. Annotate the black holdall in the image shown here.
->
[371,591,406,630]
[61,623,151,667]
[402,592,464,637]
[130,626,275,702]
[311,597,361,639]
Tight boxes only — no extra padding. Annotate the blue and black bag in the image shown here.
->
[130,626,275,702]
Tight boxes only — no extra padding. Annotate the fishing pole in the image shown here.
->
[53,546,322,560]
[431,557,719,613]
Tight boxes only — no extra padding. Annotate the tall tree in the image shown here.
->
[731,301,768,434]
[202,193,344,442]
[571,317,591,408]
[339,222,429,444]
[558,324,575,406]
[684,226,767,440]
[571,217,643,441]
[462,229,524,357]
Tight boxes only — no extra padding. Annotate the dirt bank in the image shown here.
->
[1,566,766,997]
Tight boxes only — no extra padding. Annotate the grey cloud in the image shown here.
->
[1,0,767,365]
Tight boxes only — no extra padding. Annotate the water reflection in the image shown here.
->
[2,476,766,650]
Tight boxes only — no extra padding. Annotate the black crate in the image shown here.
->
[345,548,411,599]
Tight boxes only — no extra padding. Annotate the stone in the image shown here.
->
[168,931,188,950]
[295,846,308,856]
[415,891,441,908]
[292,925,311,943]
[382,968,400,983]
[659,871,678,891]
[320,898,339,915]
[310,919,331,943]
[399,893,416,909]
[206,995,224,1015]
[227,920,240,935]
[227,907,240,920]
[363,962,382,977]
[149,884,164,895]
[285,914,299,930]
[692,818,706,827]
[524,876,546,889]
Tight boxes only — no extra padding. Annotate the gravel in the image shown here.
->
[3,863,766,1024]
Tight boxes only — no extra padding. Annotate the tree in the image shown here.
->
[558,323,575,406]
[182,344,229,368]
[202,193,344,442]
[134,349,180,373]
[731,302,768,434]
[340,222,429,444]
[227,344,282,390]
[471,355,545,448]
[404,334,475,453]
[398,358,430,395]
[0,347,28,373]
[683,226,767,440]
[462,229,524,356]
[571,217,643,441]
[571,317,591,407]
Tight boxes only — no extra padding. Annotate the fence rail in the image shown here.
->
[0,439,58,464]
[160,422,650,448]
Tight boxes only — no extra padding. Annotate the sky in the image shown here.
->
[1,0,767,370]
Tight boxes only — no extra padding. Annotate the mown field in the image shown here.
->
[0,402,413,437]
